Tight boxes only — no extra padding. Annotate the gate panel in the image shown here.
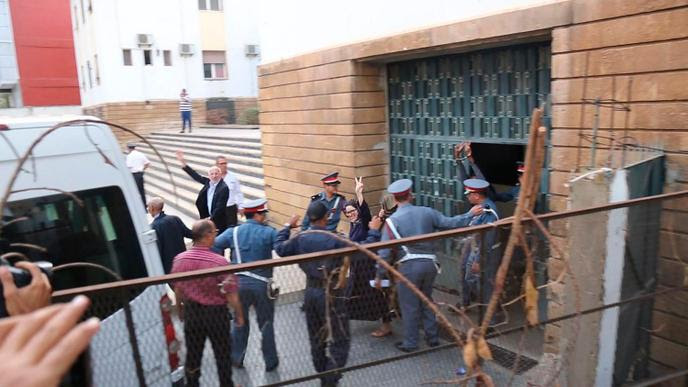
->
[387,43,551,291]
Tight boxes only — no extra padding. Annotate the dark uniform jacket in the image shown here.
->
[274,225,348,280]
[301,192,346,232]
[150,212,192,273]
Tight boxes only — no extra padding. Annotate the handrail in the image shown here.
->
[52,189,688,298]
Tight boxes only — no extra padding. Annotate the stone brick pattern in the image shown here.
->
[548,0,688,380]
[83,100,207,146]
[258,0,688,381]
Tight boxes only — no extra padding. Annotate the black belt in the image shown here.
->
[306,277,326,289]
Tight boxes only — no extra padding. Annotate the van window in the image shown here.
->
[2,186,147,290]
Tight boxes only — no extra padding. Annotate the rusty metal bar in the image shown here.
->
[52,189,688,298]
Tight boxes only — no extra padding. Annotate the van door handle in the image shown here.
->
[142,229,157,244]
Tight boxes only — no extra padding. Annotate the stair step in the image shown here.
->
[145,163,265,193]
[141,138,262,158]
[147,133,262,149]
[137,146,264,171]
[145,169,265,201]
[145,176,263,209]
[150,130,261,143]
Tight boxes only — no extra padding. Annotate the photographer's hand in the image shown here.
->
[0,262,52,316]
[0,295,99,387]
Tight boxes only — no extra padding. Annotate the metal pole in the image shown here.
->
[591,97,601,168]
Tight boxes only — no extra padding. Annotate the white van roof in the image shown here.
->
[0,115,102,129]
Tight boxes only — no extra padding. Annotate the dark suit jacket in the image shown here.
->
[151,212,192,273]
[182,165,230,232]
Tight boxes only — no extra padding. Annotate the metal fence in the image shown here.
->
[52,190,688,387]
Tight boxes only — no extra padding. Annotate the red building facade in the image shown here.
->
[8,0,80,106]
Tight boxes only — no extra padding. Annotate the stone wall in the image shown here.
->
[547,1,688,379]
[258,0,688,380]
[83,99,207,146]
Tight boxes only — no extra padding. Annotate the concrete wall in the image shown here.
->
[258,0,688,380]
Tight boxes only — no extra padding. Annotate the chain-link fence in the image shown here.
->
[50,190,688,387]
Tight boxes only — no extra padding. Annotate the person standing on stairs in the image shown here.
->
[126,142,150,207]
[176,150,230,233]
[216,155,245,227]
[179,88,192,133]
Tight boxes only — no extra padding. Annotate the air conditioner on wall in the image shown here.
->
[137,34,153,47]
[179,44,195,56]
[244,44,260,56]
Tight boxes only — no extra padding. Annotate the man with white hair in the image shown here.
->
[177,151,230,233]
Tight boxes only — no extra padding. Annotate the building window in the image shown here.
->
[0,89,13,108]
[80,65,85,89]
[163,50,172,66]
[86,60,92,88]
[88,0,92,13]
[79,0,85,23]
[94,54,100,85]
[202,51,226,79]
[143,50,152,66]
[198,0,222,11]
[122,49,132,66]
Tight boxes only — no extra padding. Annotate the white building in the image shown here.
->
[0,0,20,108]
[71,0,260,129]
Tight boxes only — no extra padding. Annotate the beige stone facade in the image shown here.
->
[258,0,688,379]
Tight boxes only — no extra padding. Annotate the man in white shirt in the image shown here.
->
[126,143,150,206]
[215,156,244,227]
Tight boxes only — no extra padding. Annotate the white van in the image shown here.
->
[0,116,183,386]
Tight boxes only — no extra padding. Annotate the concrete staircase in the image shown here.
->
[136,127,265,222]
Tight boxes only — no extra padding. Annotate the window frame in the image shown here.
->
[163,50,172,66]
[143,49,153,66]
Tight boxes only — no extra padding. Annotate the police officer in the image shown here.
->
[301,172,346,232]
[459,179,500,309]
[375,179,484,352]
[275,201,350,387]
[213,198,279,372]
[492,162,524,203]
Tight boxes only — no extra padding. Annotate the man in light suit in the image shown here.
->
[176,151,230,233]
[148,197,192,273]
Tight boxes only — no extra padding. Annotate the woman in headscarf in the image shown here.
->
[344,177,393,337]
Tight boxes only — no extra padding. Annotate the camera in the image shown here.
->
[0,259,53,317]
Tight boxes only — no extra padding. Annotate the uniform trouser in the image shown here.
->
[184,301,234,387]
[181,110,192,131]
[132,172,145,207]
[231,277,278,369]
[303,286,350,385]
[225,204,239,227]
[397,259,439,348]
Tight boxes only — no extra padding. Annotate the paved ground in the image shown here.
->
[184,293,542,387]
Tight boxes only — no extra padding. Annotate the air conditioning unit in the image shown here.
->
[179,43,195,56]
[244,44,260,57]
[137,34,153,47]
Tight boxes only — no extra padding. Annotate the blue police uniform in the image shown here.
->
[301,172,346,232]
[274,217,350,386]
[377,179,476,351]
[213,199,279,371]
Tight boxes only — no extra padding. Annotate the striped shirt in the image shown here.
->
[179,96,192,112]
[171,246,237,305]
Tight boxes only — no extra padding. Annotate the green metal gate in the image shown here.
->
[387,42,551,291]
[388,42,551,214]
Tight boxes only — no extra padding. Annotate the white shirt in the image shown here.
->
[126,150,150,173]
[207,180,219,214]
[223,171,244,208]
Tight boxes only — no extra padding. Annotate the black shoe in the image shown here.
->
[395,341,417,353]
[265,362,279,372]
[179,130,184,133]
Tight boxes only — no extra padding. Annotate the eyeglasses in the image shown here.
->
[344,209,357,215]
[217,162,227,165]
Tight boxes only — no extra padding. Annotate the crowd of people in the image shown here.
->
[152,142,523,386]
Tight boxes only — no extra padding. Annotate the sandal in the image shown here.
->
[371,328,392,338]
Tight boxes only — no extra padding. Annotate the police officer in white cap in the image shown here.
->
[459,178,500,310]
[213,198,279,372]
[375,179,484,352]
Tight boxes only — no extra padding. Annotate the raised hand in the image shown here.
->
[369,215,383,230]
[175,150,186,166]
[355,176,364,203]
